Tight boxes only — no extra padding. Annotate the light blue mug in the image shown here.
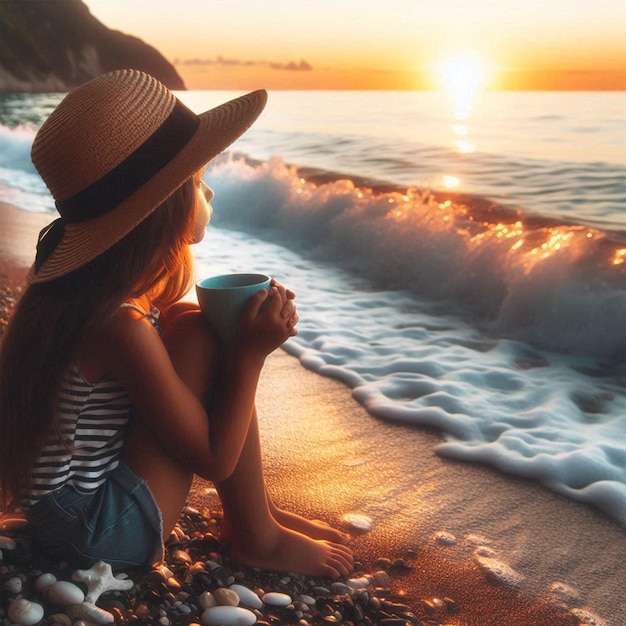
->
[196,273,271,348]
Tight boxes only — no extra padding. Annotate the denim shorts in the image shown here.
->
[25,462,163,571]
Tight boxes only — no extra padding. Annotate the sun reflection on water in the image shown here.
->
[434,49,491,189]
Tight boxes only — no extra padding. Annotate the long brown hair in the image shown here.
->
[0,174,200,510]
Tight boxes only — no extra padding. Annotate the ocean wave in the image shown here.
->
[207,155,626,363]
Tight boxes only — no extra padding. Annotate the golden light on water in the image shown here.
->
[443,176,460,189]
[436,50,491,120]
[613,249,626,265]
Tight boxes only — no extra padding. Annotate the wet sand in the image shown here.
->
[1,200,624,625]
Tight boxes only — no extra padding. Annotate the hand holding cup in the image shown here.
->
[196,274,298,351]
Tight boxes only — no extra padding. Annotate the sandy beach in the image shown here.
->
[1,200,624,626]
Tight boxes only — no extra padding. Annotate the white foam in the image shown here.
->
[569,608,608,626]
[474,555,525,589]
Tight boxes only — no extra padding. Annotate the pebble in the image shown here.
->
[230,583,263,609]
[372,570,392,587]
[346,576,370,589]
[35,572,58,591]
[262,591,292,606]
[214,587,240,606]
[3,575,23,594]
[8,598,45,626]
[47,580,86,605]
[199,591,217,609]
[201,605,256,626]
[341,513,373,532]
[0,504,460,626]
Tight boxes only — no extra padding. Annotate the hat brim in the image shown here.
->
[27,89,267,284]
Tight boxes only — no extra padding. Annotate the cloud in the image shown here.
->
[174,56,312,71]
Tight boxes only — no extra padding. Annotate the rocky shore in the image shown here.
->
[1,506,460,626]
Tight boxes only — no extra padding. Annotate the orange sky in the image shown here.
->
[84,0,626,90]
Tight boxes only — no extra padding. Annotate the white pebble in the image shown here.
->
[8,598,45,626]
[35,572,58,592]
[346,577,370,590]
[230,584,263,609]
[262,591,292,607]
[47,580,86,605]
[341,513,373,532]
[201,605,257,626]
[3,576,23,594]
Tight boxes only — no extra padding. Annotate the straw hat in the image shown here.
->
[28,69,267,284]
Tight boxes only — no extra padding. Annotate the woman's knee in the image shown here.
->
[161,310,218,386]
[162,308,214,350]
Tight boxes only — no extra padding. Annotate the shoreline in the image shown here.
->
[1,200,625,625]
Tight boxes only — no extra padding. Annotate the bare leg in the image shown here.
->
[121,304,210,539]
[143,306,353,577]
[216,410,353,578]
[122,418,193,541]
[218,414,350,545]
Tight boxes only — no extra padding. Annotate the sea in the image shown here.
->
[1,89,625,528]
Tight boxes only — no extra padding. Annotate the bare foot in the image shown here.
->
[270,507,351,545]
[229,524,354,579]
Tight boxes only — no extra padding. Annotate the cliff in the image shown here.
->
[0,0,185,92]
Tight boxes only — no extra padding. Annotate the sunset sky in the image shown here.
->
[83,0,626,91]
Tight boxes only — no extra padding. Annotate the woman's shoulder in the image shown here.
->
[81,306,165,383]
[100,306,163,355]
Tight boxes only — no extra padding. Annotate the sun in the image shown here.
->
[436,50,491,118]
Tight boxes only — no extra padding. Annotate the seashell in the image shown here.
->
[230,584,263,609]
[8,598,45,626]
[35,572,58,592]
[214,587,239,606]
[72,560,134,604]
[262,591,292,607]
[47,580,86,605]
[201,605,257,626]
[66,602,115,624]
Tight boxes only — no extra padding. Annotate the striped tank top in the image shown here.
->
[25,304,159,508]
[25,366,133,507]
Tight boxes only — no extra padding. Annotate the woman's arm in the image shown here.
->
[96,287,295,482]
